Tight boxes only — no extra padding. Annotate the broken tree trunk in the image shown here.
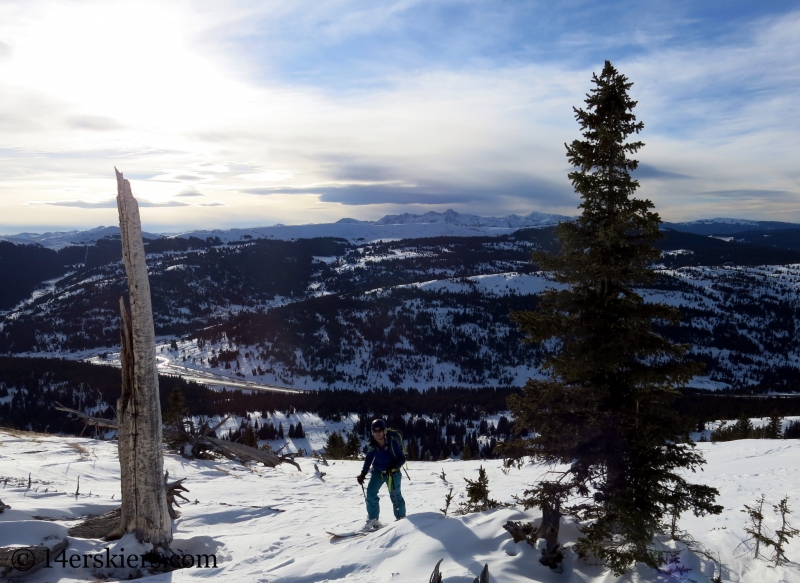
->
[536,500,563,568]
[105,168,172,548]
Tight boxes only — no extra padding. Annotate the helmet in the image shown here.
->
[371,419,387,431]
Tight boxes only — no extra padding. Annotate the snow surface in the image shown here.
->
[1,424,799,583]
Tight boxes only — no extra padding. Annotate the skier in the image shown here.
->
[356,418,406,530]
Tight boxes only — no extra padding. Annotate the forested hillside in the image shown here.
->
[2,230,800,392]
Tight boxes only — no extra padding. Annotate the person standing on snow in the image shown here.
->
[356,418,406,530]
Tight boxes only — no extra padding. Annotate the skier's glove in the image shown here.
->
[356,473,366,485]
[386,461,398,473]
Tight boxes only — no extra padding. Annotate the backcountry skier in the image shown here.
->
[356,418,406,530]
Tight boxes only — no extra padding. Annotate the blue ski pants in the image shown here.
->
[366,470,406,520]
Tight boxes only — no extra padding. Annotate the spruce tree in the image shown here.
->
[163,385,187,430]
[505,61,721,573]
[764,411,783,439]
[345,430,362,459]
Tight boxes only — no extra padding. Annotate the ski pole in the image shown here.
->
[403,466,411,481]
[360,481,366,498]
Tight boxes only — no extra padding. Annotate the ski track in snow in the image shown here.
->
[1,428,799,582]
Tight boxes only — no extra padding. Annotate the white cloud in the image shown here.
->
[0,1,798,230]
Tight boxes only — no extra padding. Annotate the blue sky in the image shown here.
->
[0,0,799,233]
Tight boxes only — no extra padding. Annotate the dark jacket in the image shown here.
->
[361,431,406,474]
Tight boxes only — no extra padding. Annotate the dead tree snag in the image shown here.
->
[105,168,172,548]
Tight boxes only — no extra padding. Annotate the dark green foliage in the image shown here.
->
[0,356,510,463]
[345,431,361,459]
[243,424,258,448]
[675,392,800,423]
[0,242,69,311]
[163,385,188,430]
[764,411,784,439]
[505,61,720,573]
[655,230,800,268]
[457,466,500,514]
[785,420,800,439]
[0,357,211,434]
[323,431,346,459]
[710,411,787,442]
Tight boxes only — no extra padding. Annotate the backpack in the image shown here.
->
[386,428,407,460]
[370,428,407,460]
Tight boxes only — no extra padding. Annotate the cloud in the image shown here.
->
[67,115,124,131]
[242,173,575,207]
[702,189,794,200]
[174,187,206,198]
[2,2,800,229]
[27,199,118,209]
[28,198,190,208]
[138,200,191,207]
[0,40,12,59]
[633,163,691,180]
[172,174,206,181]
[196,201,227,206]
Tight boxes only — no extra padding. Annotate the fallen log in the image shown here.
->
[0,538,68,578]
[55,403,299,469]
[53,402,117,436]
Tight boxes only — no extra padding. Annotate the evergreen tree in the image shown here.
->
[324,431,346,459]
[243,424,258,448]
[771,496,799,566]
[345,430,362,459]
[729,413,754,439]
[504,61,721,573]
[765,411,783,439]
[277,422,284,440]
[163,385,188,430]
[741,494,771,559]
[407,437,419,461]
[457,465,499,514]
[295,421,305,438]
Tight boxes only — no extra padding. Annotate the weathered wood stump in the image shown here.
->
[106,169,172,547]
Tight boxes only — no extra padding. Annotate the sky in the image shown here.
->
[1,0,799,234]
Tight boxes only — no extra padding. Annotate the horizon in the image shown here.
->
[3,209,797,239]
[1,1,799,232]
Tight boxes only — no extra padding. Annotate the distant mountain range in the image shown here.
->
[0,226,161,250]
[2,211,800,250]
[662,218,800,236]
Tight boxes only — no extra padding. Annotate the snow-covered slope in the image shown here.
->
[1,427,798,582]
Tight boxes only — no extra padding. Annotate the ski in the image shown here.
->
[326,530,367,539]
[327,522,386,538]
